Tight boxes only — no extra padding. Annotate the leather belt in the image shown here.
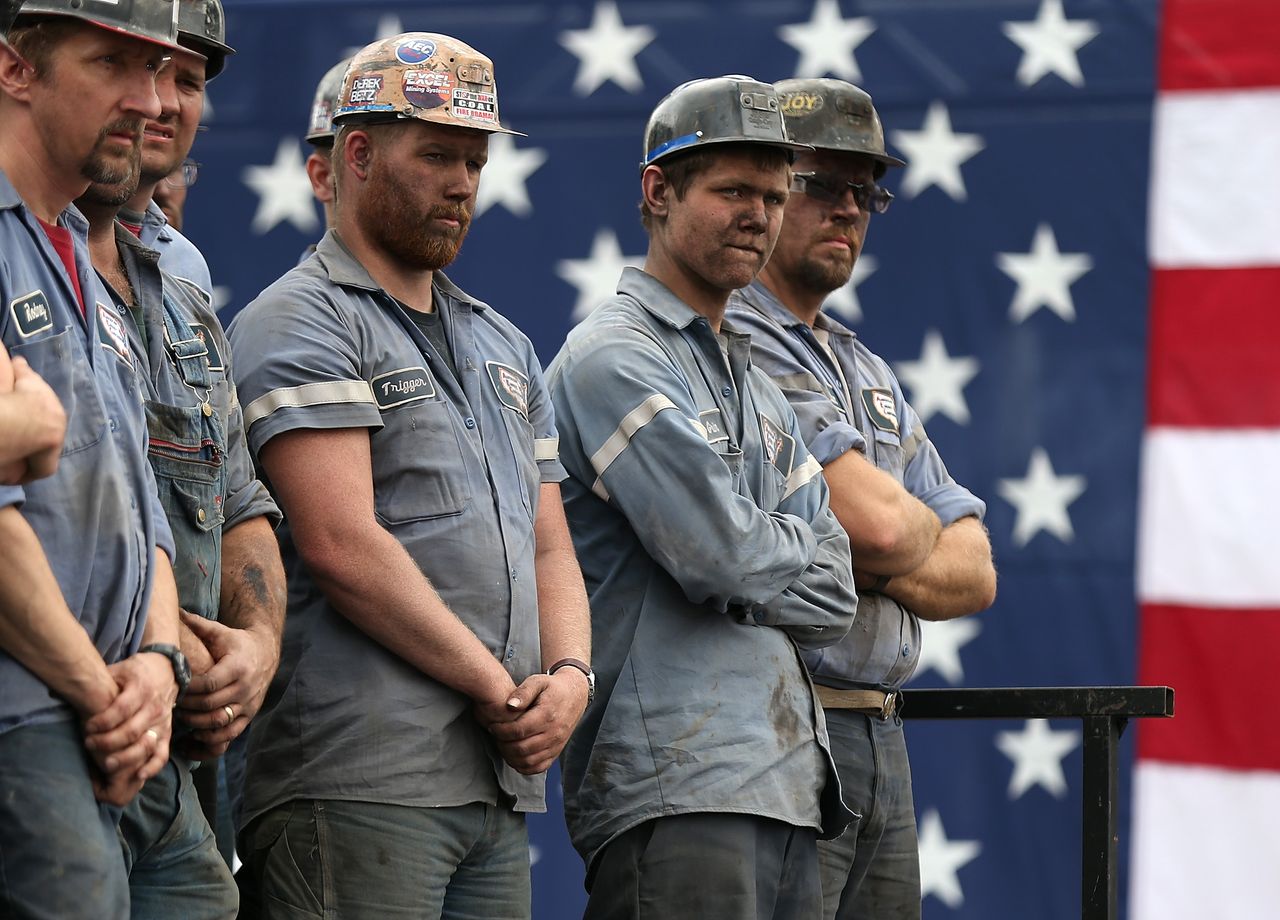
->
[814,686,900,720]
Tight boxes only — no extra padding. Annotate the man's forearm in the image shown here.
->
[140,549,181,647]
[0,506,116,713]
[881,517,997,620]
[219,516,286,639]
[533,485,591,667]
[824,449,941,575]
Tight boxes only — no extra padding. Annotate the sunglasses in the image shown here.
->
[790,172,894,214]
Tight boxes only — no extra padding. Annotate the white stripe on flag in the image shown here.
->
[1137,427,1280,606]
[1149,88,1280,268]
[1129,760,1280,919]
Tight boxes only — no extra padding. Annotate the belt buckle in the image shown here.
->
[879,691,897,720]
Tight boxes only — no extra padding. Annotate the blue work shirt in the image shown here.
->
[728,281,987,690]
[229,231,565,826]
[0,169,174,734]
[111,225,279,620]
[136,200,213,302]
[547,267,858,879]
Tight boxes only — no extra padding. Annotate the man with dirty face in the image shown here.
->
[546,75,858,919]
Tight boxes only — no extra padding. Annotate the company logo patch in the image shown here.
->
[395,38,436,65]
[759,413,795,476]
[780,91,824,116]
[452,89,497,124]
[96,302,132,367]
[371,366,435,410]
[348,74,384,106]
[486,361,529,419]
[699,407,728,444]
[9,290,53,338]
[404,69,452,109]
[861,387,899,434]
[188,323,224,372]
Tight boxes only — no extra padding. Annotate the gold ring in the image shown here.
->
[223,705,235,723]
[145,728,159,742]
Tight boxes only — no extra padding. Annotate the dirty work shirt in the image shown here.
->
[546,266,859,879]
[728,281,986,690]
[228,230,565,826]
[110,224,279,621]
[0,170,174,733]
[130,200,213,303]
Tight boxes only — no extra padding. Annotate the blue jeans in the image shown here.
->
[0,720,129,920]
[118,758,238,920]
[585,813,821,920]
[817,711,921,920]
[237,799,531,920]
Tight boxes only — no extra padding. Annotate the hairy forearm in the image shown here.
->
[307,523,514,702]
[533,486,591,667]
[140,549,181,646]
[824,450,941,575]
[882,517,997,620]
[219,516,286,639]
[0,506,116,712]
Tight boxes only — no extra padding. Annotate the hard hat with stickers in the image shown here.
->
[306,57,351,147]
[641,74,811,172]
[11,0,185,53]
[773,78,905,178]
[333,32,524,137]
[176,0,233,80]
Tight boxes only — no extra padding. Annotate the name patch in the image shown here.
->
[486,361,529,419]
[699,407,729,444]
[9,290,53,338]
[371,366,435,410]
[188,323,224,372]
[96,302,133,367]
[759,413,795,476]
[861,387,899,434]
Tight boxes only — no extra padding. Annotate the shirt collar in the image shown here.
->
[143,199,173,243]
[0,168,89,238]
[315,230,487,311]
[616,266,708,330]
[743,278,856,340]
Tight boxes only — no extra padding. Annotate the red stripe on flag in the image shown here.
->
[1159,0,1280,90]
[1136,603,1280,771]
[1147,267,1280,427]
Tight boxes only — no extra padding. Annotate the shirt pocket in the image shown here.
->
[500,409,540,520]
[869,427,906,479]
[372,399,472,525]
[12,327,106,456]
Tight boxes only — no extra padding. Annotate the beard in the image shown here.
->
[359,162,472,272]
[80,119,144,186]
[792,239,859,296]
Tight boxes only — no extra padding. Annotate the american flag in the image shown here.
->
[201,1,1278,916]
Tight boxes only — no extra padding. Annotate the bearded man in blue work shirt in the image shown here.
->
[547,75,858,920]
[229,33,591,920]
[728,79,997,920]
[0,2,191,916]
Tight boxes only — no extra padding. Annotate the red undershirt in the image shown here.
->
[119,219,143,237]
[37,217,86,317]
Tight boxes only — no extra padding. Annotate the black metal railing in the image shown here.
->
[899,686,1175,920]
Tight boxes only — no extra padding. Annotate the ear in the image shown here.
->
[0,43,38,103]
[343,130,373,182]
[305,150,335,205]
[641,164,671,221]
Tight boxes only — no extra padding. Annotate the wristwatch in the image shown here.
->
[547,657,595,702]
[138,643,192,700]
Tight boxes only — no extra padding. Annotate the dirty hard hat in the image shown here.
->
[773,78,905,177]
[176,0,232,79]
[12,0,184,53]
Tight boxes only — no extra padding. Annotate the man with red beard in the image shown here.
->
[727,79,997,920]
[228,33,591,920]
[0,1,188,916]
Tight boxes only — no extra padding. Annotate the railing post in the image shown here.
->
[1080,715,1122,920]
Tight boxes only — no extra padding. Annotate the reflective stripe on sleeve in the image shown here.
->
[242,380,376,430]
[589,393,678,500]
[782,455,823,501]
[534,436,560,462]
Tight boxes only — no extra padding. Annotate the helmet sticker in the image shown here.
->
[452,89,497,125]
[395,38,436,65]
[781,92,824,117]
[348,74,383,106]
[404,69,453,109]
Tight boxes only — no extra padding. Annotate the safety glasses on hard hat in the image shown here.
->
[790,171,894,214]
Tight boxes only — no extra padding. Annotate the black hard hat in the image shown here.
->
[641,74,810,172]
[305,58,350,146]
[774,78,905,176]
[176,0,232,80]
[13,0,183,52]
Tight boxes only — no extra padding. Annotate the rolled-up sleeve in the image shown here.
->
[554,325,819,613]
[522,337,567,485]
[900,402,986,526]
